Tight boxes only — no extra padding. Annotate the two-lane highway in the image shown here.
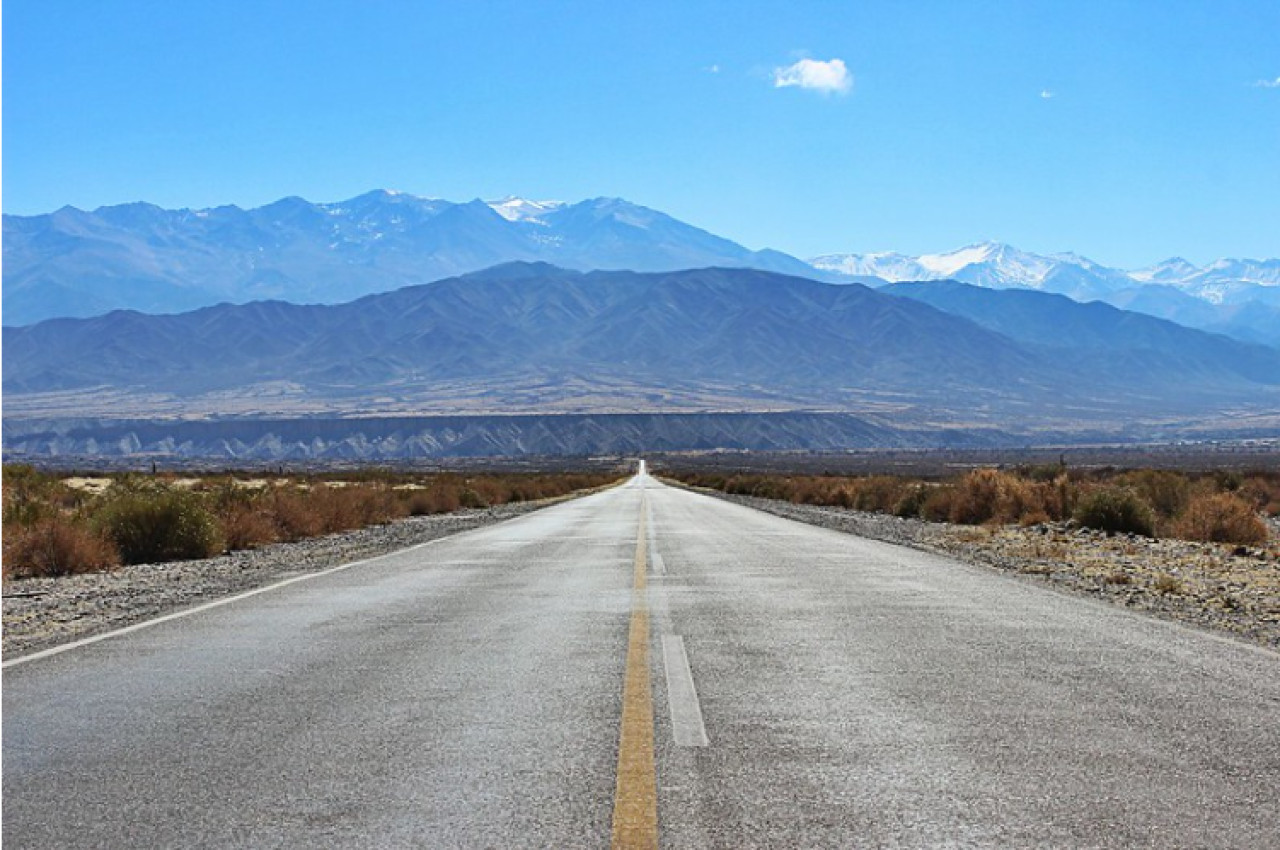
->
[5,471,1279,847]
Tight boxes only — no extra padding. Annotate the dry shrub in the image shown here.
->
[851,476,907,513]
[404,487,462,516]
[920,485,957,522]
[1238,475,1280,518]
[791,477,835,506]
[893,484,930,518]
[265,487,324,540]
[1173,492,1269,545]
[948,469,1053,526]
[2,516,120,578]
[219,503,280,550]
[304,484,405,534]
[1018,509,1052,527]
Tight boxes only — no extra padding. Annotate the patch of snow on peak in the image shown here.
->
[487,196,565,224]
[1130,257,1201,284]
[917,243,1001,277]
[809,252,932,281]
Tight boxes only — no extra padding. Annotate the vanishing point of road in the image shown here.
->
[5,467,1279,848]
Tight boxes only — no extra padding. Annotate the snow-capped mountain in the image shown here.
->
[814,242,1279,297]
[812,243,1280,346]
[815,242,1133,297]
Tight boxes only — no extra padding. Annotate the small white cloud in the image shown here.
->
[707,64,721,74]
[773,58,852,95]
[1254,76,1280,88]
[1040,89,1055,99]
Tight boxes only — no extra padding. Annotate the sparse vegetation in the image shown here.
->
[3,467,620,579]
[670,464,1275,546]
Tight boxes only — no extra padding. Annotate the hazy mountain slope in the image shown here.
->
[7,264,1278,430]
[2,192,822,324]
[4,264,1043,399]
[882,280,1280,386]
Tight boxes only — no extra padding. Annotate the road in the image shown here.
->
[5,470,1279,848]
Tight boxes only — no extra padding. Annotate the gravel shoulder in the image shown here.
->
[696,489,1280,651]
[3,500,563,659]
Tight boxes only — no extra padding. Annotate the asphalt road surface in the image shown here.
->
[5,470,1279,848]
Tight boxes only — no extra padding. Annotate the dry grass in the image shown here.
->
[1173,492,1270,545]
[671,465,1275,547]
[2,467,622,578]
[2,516,120,579]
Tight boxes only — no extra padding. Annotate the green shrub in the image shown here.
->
[1117,469,1190,520]
[1073,487,1155,537]
[92,486,223,564]
[3,464,72,526]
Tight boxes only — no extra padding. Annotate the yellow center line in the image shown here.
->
[611,493,658,850]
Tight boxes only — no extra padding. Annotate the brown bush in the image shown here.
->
[219,503,280,550]
[1238,475,1280,518]
[2,516,120,578]
[852,476,907,514]
[403,487,462,515]
[265,487,324,540]
[947,469,1054,526]
[920,485,957,523]
[302,484,405,534]
[1173,492,1269,545]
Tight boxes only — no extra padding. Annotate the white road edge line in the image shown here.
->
[2,534,457,670]
[662,634,709,747]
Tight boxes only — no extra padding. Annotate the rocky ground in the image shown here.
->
[707,491,1280,651]
[2,502,554,658]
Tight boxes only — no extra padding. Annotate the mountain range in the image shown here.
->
[6,264,1279,442]
[7,191,1277,350]
[1,191,818,325]
[812,242,1280,346]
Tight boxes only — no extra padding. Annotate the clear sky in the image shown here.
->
[3,0,1278,268]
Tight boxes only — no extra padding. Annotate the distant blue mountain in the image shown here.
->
[6,264,1279,431]
[2,191,823,324]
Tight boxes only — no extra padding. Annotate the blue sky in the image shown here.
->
[4,1,1278,267]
